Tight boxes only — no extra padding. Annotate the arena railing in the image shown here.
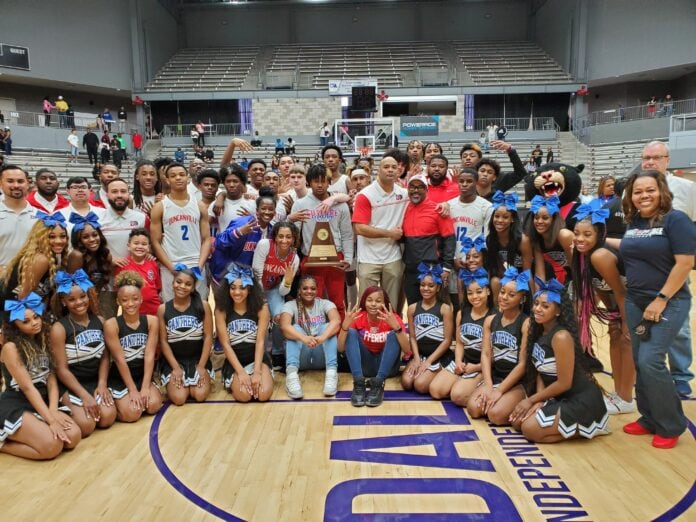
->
[0,109,143,132]
[161,123,248,138]
[467,117,559,132]
[573,97,696,136]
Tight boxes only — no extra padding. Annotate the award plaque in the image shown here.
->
[304,222,342,267]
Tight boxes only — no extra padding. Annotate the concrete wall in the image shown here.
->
[0,0,133,90]
[252,97,343,137]
[532,0,575,72]
[581,118,669,145]
[183,1,528,46]
[7,126,133,153]
[585,0,696,82]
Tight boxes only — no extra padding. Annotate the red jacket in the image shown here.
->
[402,197,456,270]
[132,133,143,149]
[26,191,69,214]
[427,177,460,204]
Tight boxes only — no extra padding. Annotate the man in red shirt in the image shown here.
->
[26,168,69,214]
[132,130,143,159]
[401,174,456,304]
[426,154,459,204]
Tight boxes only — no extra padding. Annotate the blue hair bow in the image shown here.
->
[417,262,443,284]
[491,191,518,212]
[530,195,560,216]
[573,199,610,224]
[459,267,489,288]
[174,263,203,281]
[500,267,531,292]
[461,235,487,253]
[224,264,254,287]
[55,269,94,294]
[69,211,102,231]
[4,292,45,321]
[36,211,67,229]
[533,276,565,304]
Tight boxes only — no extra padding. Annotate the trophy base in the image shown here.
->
[303,259,343,268]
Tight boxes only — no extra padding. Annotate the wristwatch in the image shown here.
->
[657,292,670,301]
[393,326,403,334]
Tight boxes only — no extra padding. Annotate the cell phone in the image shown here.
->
[634,320,653,342]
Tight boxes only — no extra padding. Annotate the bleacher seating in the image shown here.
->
[7,148,135,192]
[455,41,574,85]
[266,42,447,89]
[142,40,575,92]
[145,47,259,92]
[589,139,658,185]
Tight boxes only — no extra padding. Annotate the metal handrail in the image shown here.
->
[466,117,558,132]
[573,97,695,137]
[0,109,142,132]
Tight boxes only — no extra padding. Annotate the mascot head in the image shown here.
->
[525,162,584,206]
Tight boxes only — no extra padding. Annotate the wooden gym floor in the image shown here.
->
[1,314,694,521]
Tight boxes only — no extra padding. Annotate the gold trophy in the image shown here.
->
[304,222,342,267]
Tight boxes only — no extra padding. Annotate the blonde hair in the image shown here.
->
[114,270,144,290]
[1,221,67,293]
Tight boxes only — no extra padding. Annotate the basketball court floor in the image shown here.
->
[2,316,694,521]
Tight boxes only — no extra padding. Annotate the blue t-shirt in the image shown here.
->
[620,209,696,300]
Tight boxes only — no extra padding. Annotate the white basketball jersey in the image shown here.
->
[162,196,201,266]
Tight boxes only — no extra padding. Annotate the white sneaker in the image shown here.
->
[323,369,338,396]
[604,392,637,415]
[285,368,303,399]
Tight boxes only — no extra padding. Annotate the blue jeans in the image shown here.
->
[625,296,689,437]
[286,324,337,370]
[265,287,286,356]
[668,319,693,386]
[345,328,401,380]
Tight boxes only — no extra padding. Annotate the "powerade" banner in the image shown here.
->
[400,115,439,137]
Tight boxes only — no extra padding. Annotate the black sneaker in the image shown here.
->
[271,353,286,373]
[366,377,385,407]
[351,378,368,407]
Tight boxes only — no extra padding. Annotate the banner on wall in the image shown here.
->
[0,44,30,71]
[328,78,377,96]
[400,116,439,137]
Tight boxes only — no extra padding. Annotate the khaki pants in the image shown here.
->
[357,259,404,308]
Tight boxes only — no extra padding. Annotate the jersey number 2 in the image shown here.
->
[181,225,189,241]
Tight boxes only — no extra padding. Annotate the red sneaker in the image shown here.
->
[652,435,679,449]
[623,421,652,435]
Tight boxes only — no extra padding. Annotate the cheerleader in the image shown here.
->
[510,277,609,442]
[158,265,214,406]
[215,264,273,402]
[67,212,112,294]
[401,263,453,394]
[50,270,116,437]
[524,196,573,285]
[485,191,533,302]
[571,199,635,414]
[456,234,487,303]
[0,293,81,459]
[468,268,530,425]
[1,211,68,302]
[104,271,162,422]
[430,268,495,404]
[279,274,341,398]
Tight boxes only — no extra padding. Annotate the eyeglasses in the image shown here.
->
[641,155,669,161]
[68,185,89,190]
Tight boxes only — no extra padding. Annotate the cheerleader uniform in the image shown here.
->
[590,245,626,308]
[108,315,150,398]
[59,315,106,405]
[411,301,447,371]
[532,325,609,438]
[160,301,214,387]
[221,308,271,388]
[490,311,527,385]
[541,243,571,285]
[0,351,71,446]
[445,306,494,378]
